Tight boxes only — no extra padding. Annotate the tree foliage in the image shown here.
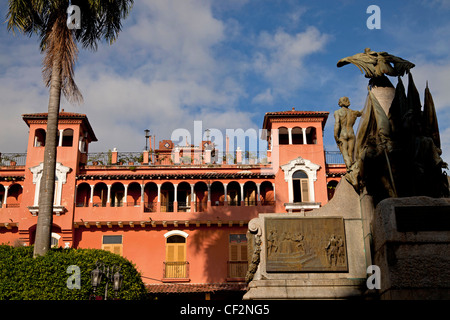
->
[0,245,148,300]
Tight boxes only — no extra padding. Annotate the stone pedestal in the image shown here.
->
[372,196,450,299]
[244,179,368,300]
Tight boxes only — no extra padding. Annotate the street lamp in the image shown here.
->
[145,129,150,151]
[90,261,123,300]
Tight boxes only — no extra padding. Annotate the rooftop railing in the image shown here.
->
[0,153,27,167]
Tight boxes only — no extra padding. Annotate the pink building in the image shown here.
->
[0,109,345,299]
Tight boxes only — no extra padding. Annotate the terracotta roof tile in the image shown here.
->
[146,283,247,294]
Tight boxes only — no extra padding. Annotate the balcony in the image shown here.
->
[163,261,190,281]
[227,261,248,281]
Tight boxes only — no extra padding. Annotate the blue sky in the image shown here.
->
[1,0,450,167]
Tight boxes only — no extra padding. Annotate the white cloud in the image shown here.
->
[252,26,329,96]
[0,0,257,154]
[252,88,274,105]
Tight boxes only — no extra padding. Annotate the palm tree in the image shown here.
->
[6,0,134,257]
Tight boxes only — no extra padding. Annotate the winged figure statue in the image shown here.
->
[337,48,415,78]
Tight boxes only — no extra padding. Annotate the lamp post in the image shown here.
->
[145,129,150,151]
[90,260,123,300]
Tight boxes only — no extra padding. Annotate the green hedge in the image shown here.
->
[0,245,148,300]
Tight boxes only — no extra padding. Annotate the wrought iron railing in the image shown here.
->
[0,153,27,166]
[86,152,111,166]
[163,261,189,279]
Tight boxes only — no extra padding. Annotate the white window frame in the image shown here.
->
[29,162,71,208]
[280,156,320,207]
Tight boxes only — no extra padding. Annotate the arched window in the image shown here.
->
[111,183,124,207]
[292,127,303,144]
[76,183,91,207]
[176,182,191,212]
[165,233,188,278]
[127,182,141,207]
[34,129,46,147]
[161,182,174,212]
[306,127,317,144]
[293,170,309,202]
[93,182,108,207]
[278,127,289,145]
[227,181,241,206]
[61,129,74,147]
[243,181,257,206]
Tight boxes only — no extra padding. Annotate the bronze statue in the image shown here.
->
[337,48,415,78]
[334,97,362,170]
[336,49,449,204]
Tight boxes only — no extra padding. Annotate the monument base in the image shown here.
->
[245,278,365,300]
[372,196,450,300]
[244,178,368,300]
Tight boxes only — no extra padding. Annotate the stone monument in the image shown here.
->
[244,48,450,300]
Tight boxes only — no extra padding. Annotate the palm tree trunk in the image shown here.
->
[33,51,62,258]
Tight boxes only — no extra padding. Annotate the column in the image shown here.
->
[302,128,307,145]
[58,129,64,147]
[223,183,228,206]
[190,184,195,212]
[256,183,261,206]
[123,184,128,205]
[288,127,292,145]
[107,184,112,205]
[140,184,145,203]
[240,183,244,206]
[273,184,276,202]
[157,184,161,212]
[3,186,8,207]
[174,184,178,212]
[207,184,211,209]
[90,185,94,207]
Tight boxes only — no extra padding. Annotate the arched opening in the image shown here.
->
[34,129,46,147]
[176,182,191,212]
[292,127,303,144]
[144,182,158,212]
[293,170,309,203]
[227,181,241,206]
[165,234,188,278]
[127,182,141,207]
[194,182,208,212]
[306,127,317,144]
[278,127,289,145]
[211,181,225,206]
[243,181,257,206]
[110,182,124,207]
[6,184,22,208]
[61,129,74,147]
[76,183,91,207]
[93,182,108,207]
[260,181,274,205]
[327,180,339,200]
[160,182,174,212]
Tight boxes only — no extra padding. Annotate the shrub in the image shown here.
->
[0,245,148,300]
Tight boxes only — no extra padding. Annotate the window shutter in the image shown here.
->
[230,244,239,261]
[166,244,175,262]
[177,244,185,262]
[240,245,247,261]
[301,179,309,202]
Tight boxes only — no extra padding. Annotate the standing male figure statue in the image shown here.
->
[334,97,362,170]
